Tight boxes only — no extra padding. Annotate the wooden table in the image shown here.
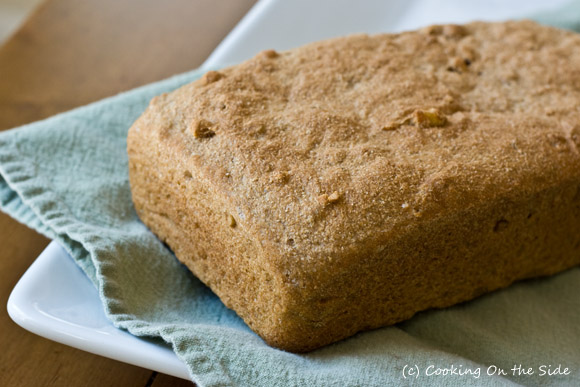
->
[0,0,256,385]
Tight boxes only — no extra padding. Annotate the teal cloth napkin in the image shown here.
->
[2,9,580,387]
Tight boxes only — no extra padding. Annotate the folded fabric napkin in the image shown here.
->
[1,9,580,387]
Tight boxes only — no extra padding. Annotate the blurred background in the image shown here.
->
[0,0,41,43]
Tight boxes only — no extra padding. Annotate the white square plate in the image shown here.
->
[7,0,569,380]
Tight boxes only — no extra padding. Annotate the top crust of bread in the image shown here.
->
[144,20,578,268]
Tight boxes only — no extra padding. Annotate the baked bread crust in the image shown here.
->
[128,20,580,352]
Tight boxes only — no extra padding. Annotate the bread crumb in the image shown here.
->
[193,119,216,139]
[448,56,468,71]
[228,214,237,228]
[202,71,224,85]
[414,108,447,128]
[493,219,509,232]
[328,191,341,202]
[382,122,400,131]
[318,191,341,206]
[422,25,443,35]
[443,24,468,38]
[317,194,329,205]
[261,49,279,58]
[271,171,289,185]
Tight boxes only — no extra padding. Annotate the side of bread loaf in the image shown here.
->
[128,20,580,352]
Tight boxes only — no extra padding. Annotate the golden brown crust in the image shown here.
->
[128,20,580,352]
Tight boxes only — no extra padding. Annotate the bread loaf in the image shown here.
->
[128,20,580,352]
